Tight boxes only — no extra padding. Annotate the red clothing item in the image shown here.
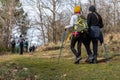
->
[72,32,79,37]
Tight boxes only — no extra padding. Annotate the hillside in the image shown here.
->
[0,33,120,80]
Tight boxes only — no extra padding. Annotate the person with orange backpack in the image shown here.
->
[65,5,93,64]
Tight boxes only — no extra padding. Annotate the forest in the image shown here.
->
[0,0,120,52]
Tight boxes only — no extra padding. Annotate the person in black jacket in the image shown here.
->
[87,5,104,63]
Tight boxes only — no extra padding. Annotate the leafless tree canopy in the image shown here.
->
[0,0,28,50]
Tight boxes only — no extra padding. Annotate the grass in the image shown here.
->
[0,41,120,80]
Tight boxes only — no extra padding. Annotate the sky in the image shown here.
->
[20,0,89,18]
[81,0,88,3]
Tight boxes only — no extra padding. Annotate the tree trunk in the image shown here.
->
[37,0,46,45]
[52,0,57,44]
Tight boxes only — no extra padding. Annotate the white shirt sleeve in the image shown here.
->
[65,15,78,29]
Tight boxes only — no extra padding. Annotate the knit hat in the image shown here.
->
[89,5,96,12]
[74,5,81,13]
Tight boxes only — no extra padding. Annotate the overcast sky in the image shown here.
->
[20,0,89,19]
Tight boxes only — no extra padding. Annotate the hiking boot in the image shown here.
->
[74,57,82,64]
[85,56,93,63]
[85,58,90,62]
[92,59,97,64]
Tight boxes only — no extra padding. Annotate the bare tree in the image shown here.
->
[25,0,65,44]
[88,0,95,6]
[0,0,27,49]
[19,0,120,46]
[0,0,16,48]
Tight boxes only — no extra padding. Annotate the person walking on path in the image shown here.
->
[24,40,28,52]
[65,5,93,64]
[87,5,104,64]
[11,39,16,53]
[18,35,24,55]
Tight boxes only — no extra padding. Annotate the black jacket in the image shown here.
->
[87,12,103,28]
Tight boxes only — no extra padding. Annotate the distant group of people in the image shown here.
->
[29,45,35,52]
[65,5,104,64]
[11,35,36,55]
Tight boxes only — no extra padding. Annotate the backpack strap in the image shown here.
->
[93,12,99,21]
[93,12,101,27]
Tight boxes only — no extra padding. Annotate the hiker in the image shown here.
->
[87,5,104,63]
[32,45,35,52]
[29,45,35,52]
[65,5,93,64]
[15,43,19,53]
[11,39,16,53]
[24,40,28,52]
[18,35,24,55]
[29,46,32,52]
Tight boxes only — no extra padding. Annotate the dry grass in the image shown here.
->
[103,32,120,53]
[32,32,120,62]
[104,32,120,44]
[36,32,120,54]
[0,33,119,80]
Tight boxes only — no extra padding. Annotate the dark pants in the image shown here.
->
[20,43,23,55]
[70,33,92,58]
[91,39,98,60]
[11,45,15,53]
[88,26,100,62]
[70,35,80,58]
[80,35,93,58]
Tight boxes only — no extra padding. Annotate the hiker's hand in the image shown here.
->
[64,26,68,31]
[65,26,68,29]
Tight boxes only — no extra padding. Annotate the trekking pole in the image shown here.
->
[100,31,109,61]
[58,29,67,64]
[102,43,109,61]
